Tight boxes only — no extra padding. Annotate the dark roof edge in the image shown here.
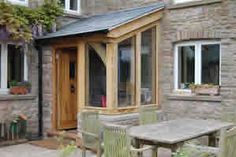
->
[35,29,109,42]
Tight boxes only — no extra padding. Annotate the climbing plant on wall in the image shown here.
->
[0,0,63,42]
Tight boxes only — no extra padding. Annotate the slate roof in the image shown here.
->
[38,2,165,40]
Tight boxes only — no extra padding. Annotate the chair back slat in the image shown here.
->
[139,106,158,125]
[103,124,131,157]
[80,111,101,149]
[219,127,236,157]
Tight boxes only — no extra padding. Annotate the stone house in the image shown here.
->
[1,0,235,137]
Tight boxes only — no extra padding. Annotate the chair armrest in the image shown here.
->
[80,130,100,139]
[130,145,155,153]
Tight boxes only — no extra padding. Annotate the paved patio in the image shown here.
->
[0,143,171,157]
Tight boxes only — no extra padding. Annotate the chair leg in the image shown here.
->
[97,148,102,157]
[82,148,86,157]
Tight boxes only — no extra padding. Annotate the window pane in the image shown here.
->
[87,43,106,107]
[70,0,77,10]
[0,45,1,87]
[118,37,135,107]
[60,0,65,8]
[141,28,156,105]
[201,44,220,85]
[178,46,195,89]
[7,44,24,87]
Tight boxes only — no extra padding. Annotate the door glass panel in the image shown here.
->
[69,61,76,79]
[178,46,195,89]
[141,27,156,105]
[201,44,220,85]
[87,43,107,107]
[118,37,135,107]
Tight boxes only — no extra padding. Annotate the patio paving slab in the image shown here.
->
[0,143,171,157]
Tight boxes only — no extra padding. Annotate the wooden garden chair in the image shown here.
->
[139,106,158,125]
[103,123,156,157]
[175,127,236,157]
[80,111,103,157]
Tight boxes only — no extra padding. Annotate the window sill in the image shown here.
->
[167,93,222,102]
[168,0,222,10]
[0,94,36,101]
[63,10,81,18]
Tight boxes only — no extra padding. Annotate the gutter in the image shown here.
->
[34,43,43,139]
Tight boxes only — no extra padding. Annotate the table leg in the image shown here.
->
[208,133,217,147]
[133,139,142,157]
[152,146,158,157]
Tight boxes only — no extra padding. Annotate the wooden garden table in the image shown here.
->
[128,118,233,157]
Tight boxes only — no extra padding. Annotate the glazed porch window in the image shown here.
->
[118,37,135,107]
[175,41,220,90]
[141,28,156,105]
[86,43,107,107]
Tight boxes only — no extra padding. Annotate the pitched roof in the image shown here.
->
[38,2,165,40]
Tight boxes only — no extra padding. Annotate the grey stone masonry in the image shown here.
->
[0,45,39,134]
[159,0,236,120]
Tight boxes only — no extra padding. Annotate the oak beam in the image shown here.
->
[106,43,118,110]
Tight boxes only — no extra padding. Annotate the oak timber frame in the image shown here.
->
[51,10,163,129]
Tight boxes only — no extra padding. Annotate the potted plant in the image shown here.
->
[189,84,220,96]
[9,80,31,95]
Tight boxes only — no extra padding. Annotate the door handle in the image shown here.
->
[70,85,75,93]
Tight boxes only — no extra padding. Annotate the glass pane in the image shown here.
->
[69,61,76,79]
[70,0,77,10]
[60,0,65,8]
[178,46,195,89]
[87,43,106,107]
[0,45,1,88]
[118,37,135,107]
[141,28,156,105]
[201,44,220,85]
[7,44,24,87]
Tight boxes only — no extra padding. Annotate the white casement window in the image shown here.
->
[61,0,81,14]
[0,42,28,94]
[173,0,202,4]
[174,41,221,91]
[7,0,28,6]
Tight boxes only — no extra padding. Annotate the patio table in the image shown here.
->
[128,118,233,157]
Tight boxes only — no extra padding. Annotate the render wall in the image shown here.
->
[159,0,236,120]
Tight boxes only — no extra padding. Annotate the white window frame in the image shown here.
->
[0,42,28,94]
[174,41,221,92]
[64,0,81,14]
[173,0,202,4]
[7,0,28,6]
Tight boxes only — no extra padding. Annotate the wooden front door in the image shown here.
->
[56,48,77,129]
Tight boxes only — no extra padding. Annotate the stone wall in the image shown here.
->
[159,0,236,120]
[80,0,160,16]
[42,47,53,132]
[0,45,39,135]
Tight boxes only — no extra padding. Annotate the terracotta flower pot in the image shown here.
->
[10,86,29,95]
[192,85,220,96]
